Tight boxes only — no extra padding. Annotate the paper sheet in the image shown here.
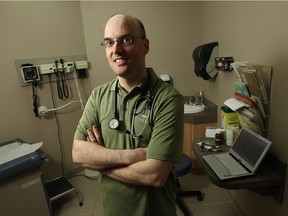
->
[224,98,249,111]
[0,142,43,165]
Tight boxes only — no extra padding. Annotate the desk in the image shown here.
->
[192,139,287,204]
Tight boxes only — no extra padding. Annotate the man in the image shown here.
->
[72,13,184,216]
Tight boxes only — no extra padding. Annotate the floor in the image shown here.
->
[51,171,242,216]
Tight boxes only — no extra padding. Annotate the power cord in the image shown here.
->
[38,66,84,117]
[45,68,85,175]
[48,74,65,175]
[32,77,39,118]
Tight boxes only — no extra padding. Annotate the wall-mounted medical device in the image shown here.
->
[15,55,88,118]
[20,64,40,83]
[75,60,88,70]
[38,61,77,75]
[74,60,88,78]
[15,55,88,87]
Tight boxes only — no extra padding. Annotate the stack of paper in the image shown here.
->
[225,63,272,136]
[0,142,43,165]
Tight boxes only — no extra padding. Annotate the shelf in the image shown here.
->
[192,140,287,204]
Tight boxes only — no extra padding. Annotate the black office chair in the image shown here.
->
[175,154,203,216]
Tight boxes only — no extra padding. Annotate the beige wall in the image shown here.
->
[0,1,287,216]
[80,1,288,216]
[0,1,91,179]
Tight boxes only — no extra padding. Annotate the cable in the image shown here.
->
[72,66,85,110]
[48,74,65,175]
[54,60,64,99]
[47,101,82,112]
[44,66,86,175]
[40,66,84,115]
[59,58,70,99]
[32,77,39,118]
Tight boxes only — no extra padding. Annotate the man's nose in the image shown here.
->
[112,42,124,54]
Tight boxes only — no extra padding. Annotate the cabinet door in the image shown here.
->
[183,123,192,158]
[183,122,217,173]
[0,169,51,216]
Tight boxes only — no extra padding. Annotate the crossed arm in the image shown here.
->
[72,125,174,187]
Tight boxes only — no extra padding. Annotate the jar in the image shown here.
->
[215,130,223,145]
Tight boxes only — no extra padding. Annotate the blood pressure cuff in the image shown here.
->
[193,41,219,80]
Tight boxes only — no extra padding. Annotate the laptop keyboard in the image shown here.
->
[216,154,248,175]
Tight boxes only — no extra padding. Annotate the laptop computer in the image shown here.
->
[202,127,272,180]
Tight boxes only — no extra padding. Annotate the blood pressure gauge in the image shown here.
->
[109,118,120,130]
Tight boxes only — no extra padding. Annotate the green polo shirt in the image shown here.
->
[74,68,184,216]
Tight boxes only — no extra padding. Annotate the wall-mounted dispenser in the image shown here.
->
[193,41,219,80]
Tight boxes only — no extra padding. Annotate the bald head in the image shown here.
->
[102,13,150,87]
[105,14,146,39]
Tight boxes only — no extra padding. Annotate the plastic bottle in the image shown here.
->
[215,129,224,145]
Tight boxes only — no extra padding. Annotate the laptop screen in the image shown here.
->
[230,128,272,170]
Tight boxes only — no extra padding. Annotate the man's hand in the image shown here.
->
[73,124,148,171]
[86,124,147,164]
[86,125,104,146]
[74,125,171,187]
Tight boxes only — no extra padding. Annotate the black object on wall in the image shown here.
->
[193,41,219,80]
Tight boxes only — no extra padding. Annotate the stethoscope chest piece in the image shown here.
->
[109,78,152,137]
[109,118,120,130]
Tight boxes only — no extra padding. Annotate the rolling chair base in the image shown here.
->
[176,185,204,216]
[175,154,204,216]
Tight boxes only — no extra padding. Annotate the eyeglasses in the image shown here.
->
[100,35,144,48]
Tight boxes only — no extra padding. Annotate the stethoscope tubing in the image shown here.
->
[109,79,152,139]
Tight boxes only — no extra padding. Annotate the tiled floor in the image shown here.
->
[51,171,242,216]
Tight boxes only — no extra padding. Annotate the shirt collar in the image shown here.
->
[110,67,158,94]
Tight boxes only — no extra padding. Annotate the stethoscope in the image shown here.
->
[109,79,152,139]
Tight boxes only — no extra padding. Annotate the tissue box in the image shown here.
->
[221,106,239,129]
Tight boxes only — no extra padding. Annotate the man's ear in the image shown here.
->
[144,39,149,54]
